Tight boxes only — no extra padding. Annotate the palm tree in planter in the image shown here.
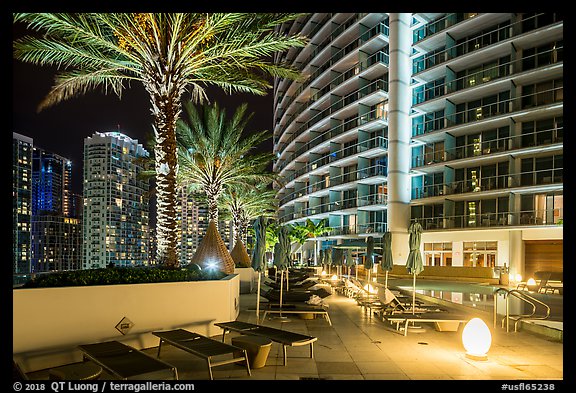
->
[13,13,306,268]
[219,183,278,248]
[176,100,276,231]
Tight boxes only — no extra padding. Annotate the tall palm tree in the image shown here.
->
[176,100,276,229]
[219,183,278,247]
[13,13,306,268]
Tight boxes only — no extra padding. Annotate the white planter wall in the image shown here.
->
[13,274,240,373]
[234,267,258,294]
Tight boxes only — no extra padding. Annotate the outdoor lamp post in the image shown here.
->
[462,317,492,360]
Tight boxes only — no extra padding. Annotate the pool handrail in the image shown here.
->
[493,287,551,332]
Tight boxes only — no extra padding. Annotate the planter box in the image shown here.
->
[234,267,258,294]
[13,274,240,373]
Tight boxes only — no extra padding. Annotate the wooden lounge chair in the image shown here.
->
[152,329,251,380]
[214,320,317,366]
[77,340,178,380]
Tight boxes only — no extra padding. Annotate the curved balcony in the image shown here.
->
[276,51,390,143]
[274,79,387,172]
[280,164,387,211]
[277,78,388,161]
[276,21,390,138]
[279,136,388,203]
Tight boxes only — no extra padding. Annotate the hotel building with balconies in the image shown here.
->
[273,13,563,280]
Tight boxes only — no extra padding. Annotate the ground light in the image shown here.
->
[462,317,492,360]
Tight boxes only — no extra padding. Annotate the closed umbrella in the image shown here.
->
[325,246,332,275]
[273,225,291,310]
[364,236,374,284]
[332,248,343,277]
[381,231,394,289]
[406,221,424,314]
[251,216,267,321]
[344,248,354,277]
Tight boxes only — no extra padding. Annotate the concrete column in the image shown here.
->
[508,230,524,282]
[387,13,412,265]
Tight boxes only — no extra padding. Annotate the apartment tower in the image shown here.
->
[273,13,563,279]
[82,131,150,268]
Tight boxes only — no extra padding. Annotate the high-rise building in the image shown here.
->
[13,132,33,275]
[30,147,82,272]
[82,131,150,269]
[32,148,72,216]
[273,13,563,280]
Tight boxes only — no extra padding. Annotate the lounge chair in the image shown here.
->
[382,311,469,336]
[152,329,250,380]
[264,278,317,291]
[260,287,331,303]
[261,303,332,325]
[77,340,178,380]
[214,320,317,366]
[366,287,446,320]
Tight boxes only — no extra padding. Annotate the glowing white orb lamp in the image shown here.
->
[462,318,492,360]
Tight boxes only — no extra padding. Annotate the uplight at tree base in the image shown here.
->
[462,317,491,360]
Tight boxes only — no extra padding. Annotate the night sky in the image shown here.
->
[12,22,276,196]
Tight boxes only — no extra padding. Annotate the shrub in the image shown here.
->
[19,266,226,288]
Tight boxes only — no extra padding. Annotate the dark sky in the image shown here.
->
[12,23,275,196]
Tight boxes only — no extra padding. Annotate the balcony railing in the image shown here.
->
[279,137,388,204]
[413,13,479,44]
[412,46,563,106]
[413,167,563,199]
[412,85,563,136]
[277,21,390,138]
[412,13,561,75]
[276,78,388,162]
[413,126,563,168]
[276,107,388,173]
[277,51,390,138]
[413,207,563,230]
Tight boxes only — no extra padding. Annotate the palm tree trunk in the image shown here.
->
[207,192,219,228]
[147,86,182,268]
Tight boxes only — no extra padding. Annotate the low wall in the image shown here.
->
[387,265,499,284]
[13,274,240,373]
[234,267,258,294]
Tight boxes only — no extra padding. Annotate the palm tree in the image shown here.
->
[13,13,306,268]
[291,219,332,265]
[176,101,276,229]
[219,183,278,248]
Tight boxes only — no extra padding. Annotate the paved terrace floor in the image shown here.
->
[27,285,564,383]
